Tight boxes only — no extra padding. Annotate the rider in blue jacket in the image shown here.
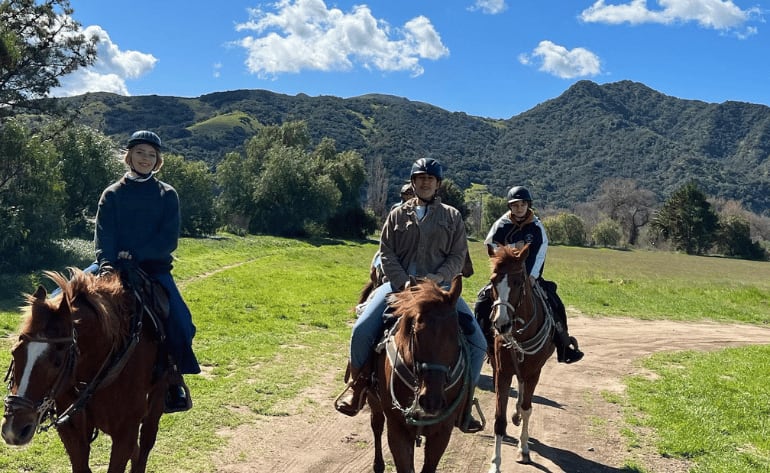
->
[94,130,200,413]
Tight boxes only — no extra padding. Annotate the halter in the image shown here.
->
[383,316,470,427]
[3,331,79,433]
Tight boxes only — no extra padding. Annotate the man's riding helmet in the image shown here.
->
[127,130,162,150]
[400,183,414,195]
[507,186,533,204]
[410,158,443,181]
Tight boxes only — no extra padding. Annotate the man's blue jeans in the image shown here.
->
[350,281,487,385]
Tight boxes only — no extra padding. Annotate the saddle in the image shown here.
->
[120,266,170,341]
[100,261,170,341]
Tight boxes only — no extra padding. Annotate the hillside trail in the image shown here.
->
[212,314,770,473]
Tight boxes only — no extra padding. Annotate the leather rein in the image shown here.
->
[380,316,470,427]
[3,272,157,433]
[493,275,553,362]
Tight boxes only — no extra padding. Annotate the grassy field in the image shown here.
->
[0,235,768,472]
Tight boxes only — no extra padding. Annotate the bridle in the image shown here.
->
[491,268,553,362]
[3,331,79,433]
[383,314,469,428]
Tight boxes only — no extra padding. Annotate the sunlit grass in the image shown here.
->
[626,346,770,473]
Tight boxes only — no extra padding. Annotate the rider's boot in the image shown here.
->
[164,358,193,413]
[554,326,584,364]
[334,360,371,417]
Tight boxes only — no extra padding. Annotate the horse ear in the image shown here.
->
[33,285,47,300]
[448,275,462,304]
[408,275,418,288]
[56,293,72,318]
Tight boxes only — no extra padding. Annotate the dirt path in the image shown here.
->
[212,315,770,473]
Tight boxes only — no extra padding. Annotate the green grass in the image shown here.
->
[0,236,769,472]
[625,346,770,473]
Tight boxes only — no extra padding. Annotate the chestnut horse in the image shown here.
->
[2,268,168,473]
[367,275,470,473]
[486,245,555,472]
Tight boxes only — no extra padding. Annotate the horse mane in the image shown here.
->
[388,281,451,321]
[490,244,529,273]
[23,268,131,344]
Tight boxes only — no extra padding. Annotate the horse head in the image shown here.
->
[489,244,532,337]
[389,275,463,419]
[2,283,77,446]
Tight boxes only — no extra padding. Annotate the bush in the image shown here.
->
[543,213,586,246]
[592,219,623,248]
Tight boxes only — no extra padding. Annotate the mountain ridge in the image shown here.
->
[59,80,770,214]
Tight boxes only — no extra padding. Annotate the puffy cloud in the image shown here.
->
[519,40,602,79]
[233,0,448,78]
[469,0,508,15]
[580,0,761,36]
[51,25,157,97]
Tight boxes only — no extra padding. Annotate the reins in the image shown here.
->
[3,268,154,434]
[382,316,470,428]
[494,275,554,363]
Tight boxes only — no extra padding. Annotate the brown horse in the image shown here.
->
[367,275,470,473]
[1,268,168,473]
[486,245,555,471]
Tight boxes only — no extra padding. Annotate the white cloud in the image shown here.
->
[51,25,158,97]
[580,0,761,36]
[469,0,508,15]
[233,0,449,78]
[519,40,602,79]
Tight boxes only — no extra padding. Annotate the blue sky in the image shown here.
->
[56,0,767,119]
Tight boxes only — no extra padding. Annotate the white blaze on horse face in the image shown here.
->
[16,342,50,397]
[493,274,512,329]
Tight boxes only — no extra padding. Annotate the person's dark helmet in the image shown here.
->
[507,186,533,203]
[410,158,443,180]
[127,130,162,149]
[400,183,413,195]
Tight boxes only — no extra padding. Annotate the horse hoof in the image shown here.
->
[516,451,531,464]
[512,414,521,426]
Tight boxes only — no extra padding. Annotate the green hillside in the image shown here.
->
[60,80,770,214]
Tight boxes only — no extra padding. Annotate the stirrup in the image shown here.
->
[563,336,584,364]
[459,397,486,433]
[333,380,368,417]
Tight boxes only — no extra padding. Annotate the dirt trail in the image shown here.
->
[213,315,770,473]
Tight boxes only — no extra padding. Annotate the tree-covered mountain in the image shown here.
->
[60,80,770,215]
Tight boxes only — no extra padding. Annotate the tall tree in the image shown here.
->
[651,181,718,255]
[55,124,123,237]
[161,154,218,237]
[596,178,656,246]
[0,119,66,270]
[0,0,97,118]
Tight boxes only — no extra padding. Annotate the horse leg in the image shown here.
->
[370,399,386,473]
[515,371,542,464]
[57,420,93,473]
[131,384,165,473]
[106,425,141,473]
[387,422,416,473]
[488,349,514,473]
[420,425,453,473]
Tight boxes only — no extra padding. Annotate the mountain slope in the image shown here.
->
[60,80,770,214]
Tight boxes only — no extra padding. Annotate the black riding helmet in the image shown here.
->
[507,186,533,204]
[127,130,162,150]
[410,158,443,181]
[125,130,163,174]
